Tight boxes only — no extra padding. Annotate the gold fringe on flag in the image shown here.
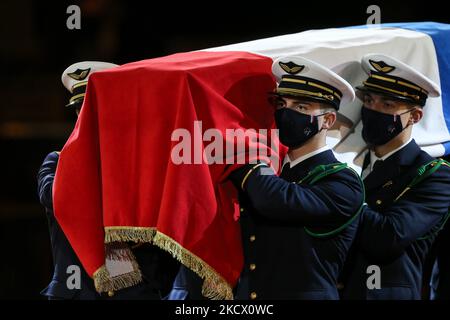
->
[93,262,142,294]
[102,226,233,300]
[104,226,156,243]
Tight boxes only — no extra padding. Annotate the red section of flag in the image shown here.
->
[53,51,284,296]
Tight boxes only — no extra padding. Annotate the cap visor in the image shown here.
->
[355,86,417,105]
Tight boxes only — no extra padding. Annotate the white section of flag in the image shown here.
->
[205,26,450,169]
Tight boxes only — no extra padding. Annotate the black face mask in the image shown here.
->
[274,108,326,148]
[361,106,412,146]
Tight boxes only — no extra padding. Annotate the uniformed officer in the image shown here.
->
[38,61,179,299]
[228,56,364,300]
[342,54,450,300]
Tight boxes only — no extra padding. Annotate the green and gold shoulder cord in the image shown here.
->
[297,163,366,238]
[393,158,450,241]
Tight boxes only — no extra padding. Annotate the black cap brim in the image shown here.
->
[269,92,339,110]
[355,85,422,106]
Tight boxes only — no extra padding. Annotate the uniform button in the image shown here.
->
[108,290,115,297]
[249,235,256,242]
[240,208,244,212]
[249,263,256,271]
[250,292,257,299]
[376,200,382,205]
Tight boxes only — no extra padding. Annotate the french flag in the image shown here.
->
[207,21,450,170]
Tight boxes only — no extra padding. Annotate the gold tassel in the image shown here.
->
[103,226,234,300]
[93,265,111,292]
[153,232,233,300]
[105,226,156,243]
[93,263,142,293]
[93,243,143,293]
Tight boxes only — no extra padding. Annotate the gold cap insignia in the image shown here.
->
[279,61,305,75]
[67,68,91,81]
[369,60,396,74]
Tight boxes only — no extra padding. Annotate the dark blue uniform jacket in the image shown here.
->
[233,149,363,300]
[343,140,450,300]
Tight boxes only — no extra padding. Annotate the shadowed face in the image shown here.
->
[361,92,413,115]
[361,91,423,127]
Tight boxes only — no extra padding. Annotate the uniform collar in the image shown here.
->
[363,139,422,191]
[369,137,413,171]
[283,145,331,170]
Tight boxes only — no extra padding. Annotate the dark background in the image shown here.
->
[0,0,448,299]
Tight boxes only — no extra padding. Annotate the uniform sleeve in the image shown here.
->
[359,169,450,262]
[233,164,363,224]
[37,152,59,210]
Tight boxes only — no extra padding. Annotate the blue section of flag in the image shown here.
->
[349,22,450,155]
[385,23,450,136]
[442,141,450,155]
